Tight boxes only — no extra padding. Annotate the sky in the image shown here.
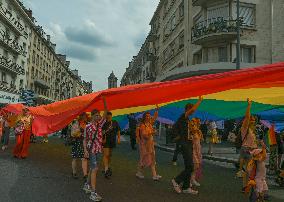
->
[22,0,159,91]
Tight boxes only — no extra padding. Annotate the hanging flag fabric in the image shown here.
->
[3,62,284,136]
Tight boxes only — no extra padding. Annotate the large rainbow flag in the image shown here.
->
[3,62,284,136]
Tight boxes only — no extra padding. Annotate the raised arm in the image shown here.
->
[241,99,252,134]
[152,104,159,124]
[185,96,203,118]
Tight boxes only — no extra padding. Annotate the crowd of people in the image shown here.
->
[1,96,284,202]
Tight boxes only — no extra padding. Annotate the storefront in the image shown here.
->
[0,90,20,105]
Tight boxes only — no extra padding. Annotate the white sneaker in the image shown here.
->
[82,183,92,194]
[136,172,144,179]
[183,187,198,195]
[172,162,177,166]
[192,180,200,187]
[153,175,162,181]
[90,192,102,202]
[172,179,182,194]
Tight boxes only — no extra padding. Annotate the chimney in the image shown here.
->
[66,61,70,67]
[71,69,78,76]
[47,35,50,42]
[26,9,33,19]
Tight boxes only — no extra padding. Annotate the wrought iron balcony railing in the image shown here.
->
[0,80,18,94]
[191,17,243,43]
[0,3,28,38]
[0,55,25,75]
[0,28,26,56]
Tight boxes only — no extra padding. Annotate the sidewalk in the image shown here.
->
[154,135,239,164]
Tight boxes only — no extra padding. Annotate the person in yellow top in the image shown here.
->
[13,107,34,159]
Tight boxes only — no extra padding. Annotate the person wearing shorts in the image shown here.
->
[83,97,108,202]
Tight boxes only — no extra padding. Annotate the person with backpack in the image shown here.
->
[236,99,258,192]
[171,96,203,195]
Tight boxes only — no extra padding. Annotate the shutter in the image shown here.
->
[240,6,254,26]
[207,4,229,20]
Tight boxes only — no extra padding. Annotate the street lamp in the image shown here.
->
[236,0,241,70]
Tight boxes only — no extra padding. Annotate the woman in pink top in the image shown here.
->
[136,105,161,181]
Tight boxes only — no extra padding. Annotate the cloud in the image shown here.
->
[22,0,159,90]
[64,20,114,48]
[59,44,97,62]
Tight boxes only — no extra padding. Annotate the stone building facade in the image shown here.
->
[121,0,284,85]
[0,0,31,103]
[0,0,92,105]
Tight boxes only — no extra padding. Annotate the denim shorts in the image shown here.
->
[89,153,101,170]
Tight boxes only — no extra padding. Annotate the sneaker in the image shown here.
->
[182,188,198,195]
[90,192,102,202]
[172,179,182,194]
[83,183,92,194]
[172,161,177,166]
[192,180,200,187]
[136,172,144,179]
[153,175,162,181]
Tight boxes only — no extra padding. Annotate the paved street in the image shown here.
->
[0,136,283,202]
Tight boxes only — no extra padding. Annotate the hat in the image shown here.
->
[250,148,262,156]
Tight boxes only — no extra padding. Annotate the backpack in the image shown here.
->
[171,119,181,143]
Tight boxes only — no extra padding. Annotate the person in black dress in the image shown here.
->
[71,119,85,179]
[127,113,137,150]
[102,112,121,178]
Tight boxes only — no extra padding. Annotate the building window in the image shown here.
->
[193,51,202,65]
[170,15,176,31]
[19,79,24,89]
[2,73,6,83]
[23,42,26,51]
[32,51,36,64]
[170,41,175,57]
[218,47,227,62]
[241,46,255,63]
[207,4,229,20]
[179,0,184,18]
[179,31,184,49]
[3,50,8,58]
[239,4,255,27]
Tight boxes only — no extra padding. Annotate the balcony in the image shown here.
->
[0,3,28,38]
[34,77,50,89]
[0,81,18,94]
[0,55,25,75]
[148,31,158,42]
[147,53,156,61]
[0,30,26,56]
[191,17,241,45]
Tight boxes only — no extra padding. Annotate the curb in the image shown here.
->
[155,143,238,164]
